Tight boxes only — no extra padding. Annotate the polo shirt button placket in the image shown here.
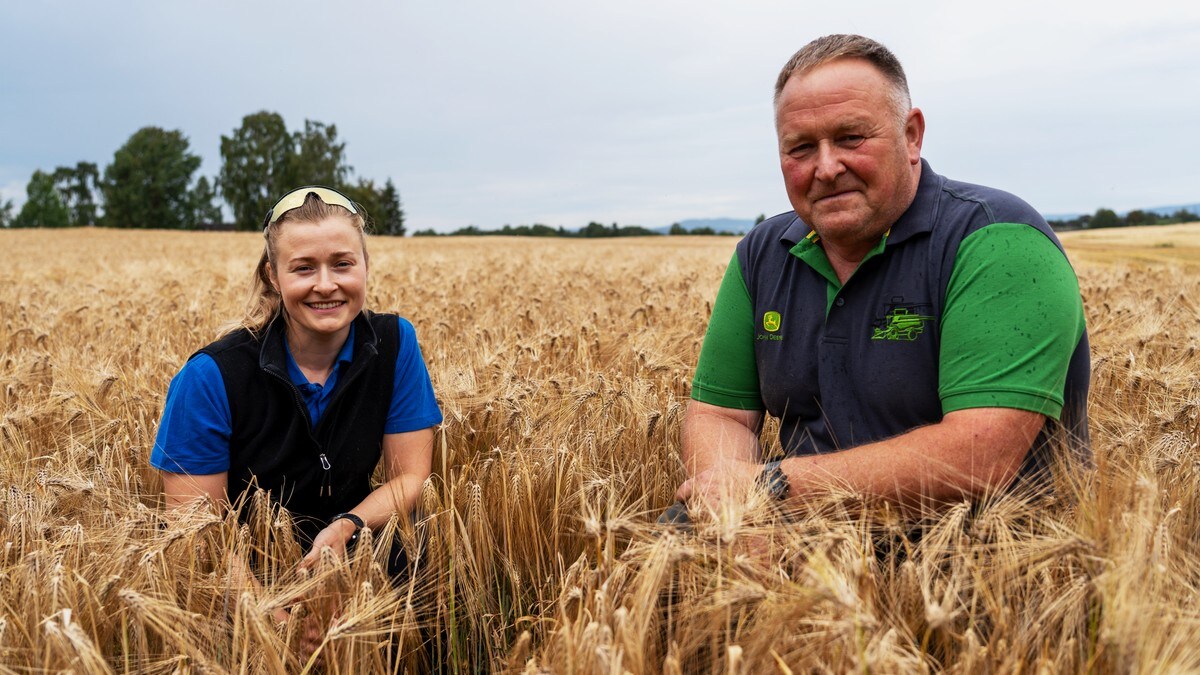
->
[835,297,845,307]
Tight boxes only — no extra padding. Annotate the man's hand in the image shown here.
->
[675,458,762,512]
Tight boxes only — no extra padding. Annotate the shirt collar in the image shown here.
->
[282,323,356,387]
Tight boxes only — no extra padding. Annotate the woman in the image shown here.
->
[151,185,442,569]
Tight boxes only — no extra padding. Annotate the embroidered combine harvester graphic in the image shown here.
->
[871,307,935,341]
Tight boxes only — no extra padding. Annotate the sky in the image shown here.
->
[2,1,1199,231]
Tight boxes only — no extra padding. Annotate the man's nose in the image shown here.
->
[813,143,845,182]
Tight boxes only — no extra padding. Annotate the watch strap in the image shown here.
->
[330,512,365,542]
[758,460,790,501]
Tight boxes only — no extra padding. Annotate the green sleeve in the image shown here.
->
[691,253,765,410]
[939,223,1086,419]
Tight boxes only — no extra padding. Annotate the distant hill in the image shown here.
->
[656,217,756,235]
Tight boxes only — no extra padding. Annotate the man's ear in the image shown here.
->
[906,107,926,164]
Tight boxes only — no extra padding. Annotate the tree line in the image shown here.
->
[1048,207,1200,231]
[413,221,665,238]
[410,218,755,238]
[0,112,405,235]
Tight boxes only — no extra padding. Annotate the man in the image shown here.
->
[674,35,1089,513]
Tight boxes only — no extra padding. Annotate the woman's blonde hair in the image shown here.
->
[223,190,369,337]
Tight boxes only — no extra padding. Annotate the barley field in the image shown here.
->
[1,224,1199,673]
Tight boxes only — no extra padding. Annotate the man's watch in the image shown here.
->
[758,460,790,501]
[330,512,365,543]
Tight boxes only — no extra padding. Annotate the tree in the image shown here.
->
[339,177,384,232]
[669,222,686,235]
[52,162,100,226]
[291,120,350,187]
[13,170,71,228]
[220,112,355,230]
[188,176,223,227]
[1172,209,1199,224]
[1125,209,1156,227]
[219,111,293,230]
[1090,208,1121,229]
[374,179,405,236]
[754,213,766,225]
[0,199,13,228]
[582,221,611,238]
[101,127,201,229]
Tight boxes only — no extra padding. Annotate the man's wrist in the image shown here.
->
[757,459,790,501]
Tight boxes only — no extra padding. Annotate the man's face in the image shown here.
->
[775,58,924,251]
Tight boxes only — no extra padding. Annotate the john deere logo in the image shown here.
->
[763,311,782,332]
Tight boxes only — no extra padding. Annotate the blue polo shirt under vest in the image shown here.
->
[151,316,442,475]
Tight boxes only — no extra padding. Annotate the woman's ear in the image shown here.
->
[265,262,279,292]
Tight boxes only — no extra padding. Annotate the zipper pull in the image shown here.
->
[319,453,332,497]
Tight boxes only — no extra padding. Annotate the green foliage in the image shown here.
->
[219,111,293,230]
[375,179,405,236]
[1172,209,1199,223]
[1125,209,1154,227]
[1090,208,1121,229]
[13,170,71,228]
[188,176,223,227]
[669,222,686,235]
[1050,206,1200,231]
[219,112,355,230]
[292,120,350,188]
[0,199,13,228]
[339,177,406,236]
[52,162,100,226]
[754,213,766,225]
[101,127,201,229]
[424,220,664,238]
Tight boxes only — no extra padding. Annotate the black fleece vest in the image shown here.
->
[198,311,399,544]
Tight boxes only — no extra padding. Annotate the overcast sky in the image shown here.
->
[3,1,1198,231]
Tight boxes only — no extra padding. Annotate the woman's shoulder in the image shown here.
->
[199,326,259,356]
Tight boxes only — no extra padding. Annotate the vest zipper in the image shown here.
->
[263,366,331,498]
[319,453,332,496]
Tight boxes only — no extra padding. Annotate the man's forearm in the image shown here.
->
[679,400,762,478]
[777,407,1044,505]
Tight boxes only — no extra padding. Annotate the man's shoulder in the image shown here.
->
[934,174,1048,229]
[738,211,805,257]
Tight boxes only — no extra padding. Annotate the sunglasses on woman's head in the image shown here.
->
[262,186,358,230]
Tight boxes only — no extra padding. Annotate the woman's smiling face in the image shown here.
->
[267,214,367,348]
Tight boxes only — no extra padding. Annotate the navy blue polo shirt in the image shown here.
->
[692,160,1089,466]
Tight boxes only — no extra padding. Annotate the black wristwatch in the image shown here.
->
[330,512,365,543]
[758,460,790,501]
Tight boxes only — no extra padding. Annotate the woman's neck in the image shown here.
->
[284,324,350,385]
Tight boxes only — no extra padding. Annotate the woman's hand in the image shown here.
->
[298,517,360,571]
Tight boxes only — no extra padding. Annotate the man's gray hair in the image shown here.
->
[774,34,912,127]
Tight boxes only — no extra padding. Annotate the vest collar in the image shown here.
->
[258,311,380,375]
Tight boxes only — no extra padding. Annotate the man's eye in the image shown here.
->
[839,135,865,146]
[788,143,813,156]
